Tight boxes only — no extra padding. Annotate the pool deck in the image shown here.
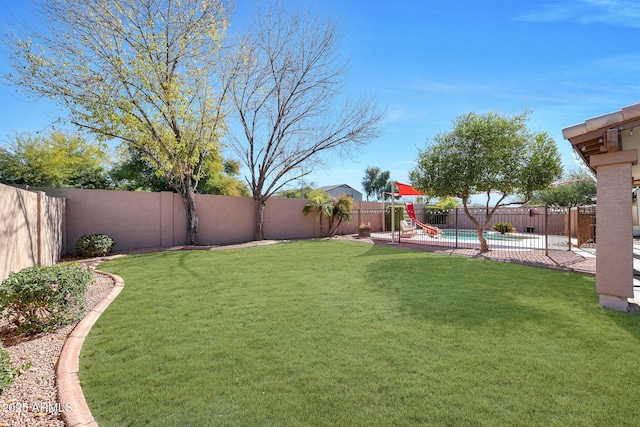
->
[366,235,596,274]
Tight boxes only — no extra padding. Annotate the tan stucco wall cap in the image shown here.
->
[590,149,638,168]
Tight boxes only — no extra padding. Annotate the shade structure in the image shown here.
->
[395,182,425,196]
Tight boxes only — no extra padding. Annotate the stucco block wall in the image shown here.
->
[264,197,320,240]
[36,188,365,253]
[42,188,171,254]
[0,184,64,281]
[344,201,384,233]
[195,194,255,244]
[40,193,65,266]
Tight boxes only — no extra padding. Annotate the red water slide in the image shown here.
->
[404,202,441,236]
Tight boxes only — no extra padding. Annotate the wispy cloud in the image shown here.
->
[400,78,491,95]
[385,107,406,123]
[516,0,640,28]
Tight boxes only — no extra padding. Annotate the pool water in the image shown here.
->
[440,229,535,242]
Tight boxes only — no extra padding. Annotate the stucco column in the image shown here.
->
[590,149,638,311]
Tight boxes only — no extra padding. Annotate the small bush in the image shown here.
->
[492,222,514,234]
[0,264,93,335]
[75,233,114,258]
[0,344,18,393]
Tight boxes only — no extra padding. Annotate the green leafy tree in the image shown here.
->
[222,2,383,240]
[529,171,596,207]
[0,132,110,189]
[435,197,459,209]
[277,183,317,199]
[362,167,390,201]
[111,146,249,196]
[382,181,403,201]
[362,167,378,201]
[410,111,562,251]
[3,0,230,245]
[377,171,391,201]
[109,146,170,192]
[196,158,250,197]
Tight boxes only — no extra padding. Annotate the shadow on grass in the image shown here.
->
[602,309,640,343]
[101,250,216,284]
[364,251,598,333]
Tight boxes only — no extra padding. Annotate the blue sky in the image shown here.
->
[1,0,640,198]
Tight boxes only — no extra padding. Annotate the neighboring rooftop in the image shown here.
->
[316,184,363,201]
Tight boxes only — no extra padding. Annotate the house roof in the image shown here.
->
[562,102,640,176]
[316,184,362,195]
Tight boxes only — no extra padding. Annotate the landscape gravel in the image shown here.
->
[0,270,114,427]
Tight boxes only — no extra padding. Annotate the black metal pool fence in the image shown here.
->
[352,205,595,253]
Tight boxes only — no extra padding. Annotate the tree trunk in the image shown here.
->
[180,186,199,246]
[462,197,491,251]
[476,228,490,252]
[254,198,266,240]
[329,216,344,237]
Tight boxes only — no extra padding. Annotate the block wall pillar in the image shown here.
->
[160,191,175,247]
[590,149,637,311]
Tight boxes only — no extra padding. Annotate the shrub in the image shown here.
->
[75,233,114,258]
[0,264,93,335]
[492,222,514,234]
[385,206,404,230]
[0,344,17,393]
[0,343,29,394]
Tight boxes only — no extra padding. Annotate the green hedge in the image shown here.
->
[385,206,404,230]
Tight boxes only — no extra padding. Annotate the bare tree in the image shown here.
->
[2,0,231,245]
[222,2,383,240]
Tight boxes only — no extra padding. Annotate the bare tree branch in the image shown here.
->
[221,2,383,239]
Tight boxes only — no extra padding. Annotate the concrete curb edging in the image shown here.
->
[56,270,125,427]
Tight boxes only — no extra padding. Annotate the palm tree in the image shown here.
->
[303,192,333,235]
[303,192,354,237]
[327,194,355,237]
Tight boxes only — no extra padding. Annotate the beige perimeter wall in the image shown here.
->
[1,184,65,282]
[37,189,381,255]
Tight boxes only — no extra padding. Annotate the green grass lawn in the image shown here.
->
[81,240,640,426]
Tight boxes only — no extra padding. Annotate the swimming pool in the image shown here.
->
[440,229,537,242]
